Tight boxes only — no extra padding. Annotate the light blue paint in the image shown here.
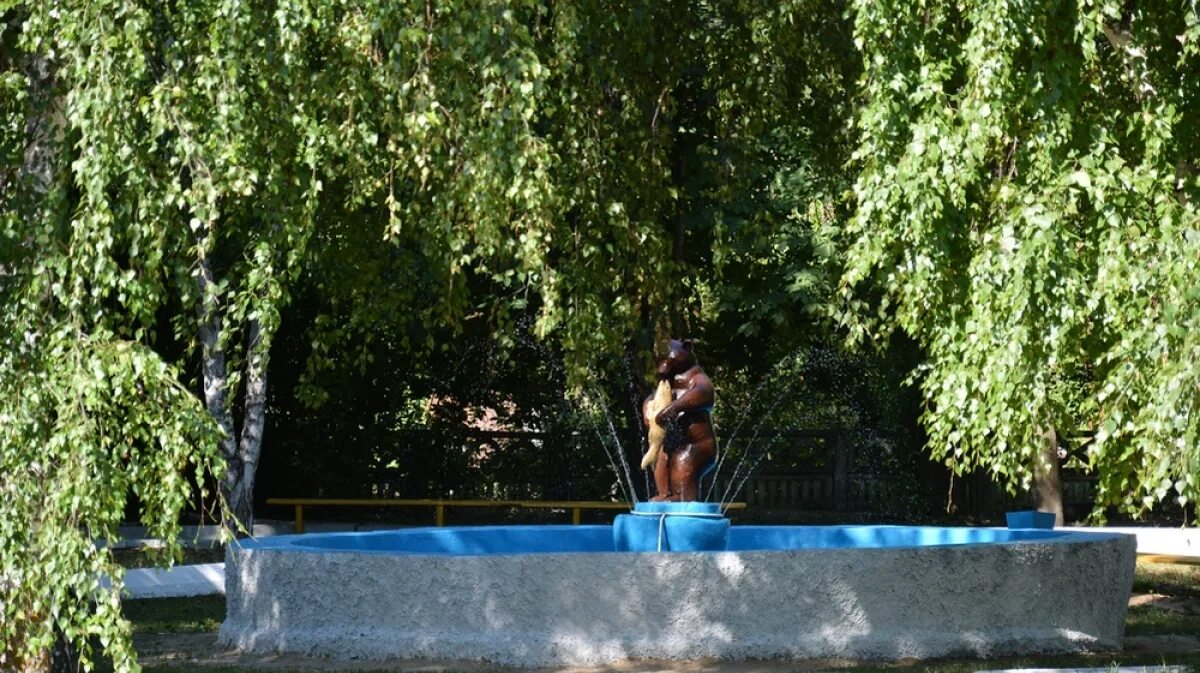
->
[235,523,1122,557]
[613,502,730,552]
[630,501,723,515]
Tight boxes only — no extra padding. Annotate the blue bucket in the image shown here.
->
[613,502,730,552]
[1005,510,1056,529]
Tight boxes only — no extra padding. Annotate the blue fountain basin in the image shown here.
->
[238,523,1113,556]
[222,523,1137,667]
[613,501,730,552]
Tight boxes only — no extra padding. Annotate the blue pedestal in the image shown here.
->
[1005,510,1056,529]
[613,502,730,552]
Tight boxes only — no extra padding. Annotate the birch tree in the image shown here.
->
[841,0,1200,521]
[1,0,857,670]
[2,0,560,668]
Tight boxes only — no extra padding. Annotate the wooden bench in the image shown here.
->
[265,497,747,533]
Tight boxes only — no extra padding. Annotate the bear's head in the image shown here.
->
[656,339,697,379]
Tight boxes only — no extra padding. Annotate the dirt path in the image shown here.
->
[135,632,503,672]
[134,596,1200,673]
[133,633,860,673]
[1130,592,1200,615]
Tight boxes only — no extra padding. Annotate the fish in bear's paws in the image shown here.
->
[641,379,673,469]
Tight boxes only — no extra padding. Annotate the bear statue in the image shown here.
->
[641,339,717,502]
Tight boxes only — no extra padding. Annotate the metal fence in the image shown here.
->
[259,425,1100,518]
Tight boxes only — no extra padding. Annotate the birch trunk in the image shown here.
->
[1034,424,1065,526]
[19,50,55,198]
[234,317,268,530]
[195,254,242,530]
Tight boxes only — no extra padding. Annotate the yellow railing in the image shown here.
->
[265,497,747,533]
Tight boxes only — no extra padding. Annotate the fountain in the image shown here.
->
[613,338,730,552]
[219,339,1136,667]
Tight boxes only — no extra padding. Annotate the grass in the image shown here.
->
[1136,561,1200,598]
[141,670,274,673]
[1127,560,1200,641]
[112,545,226,569]
[1127,604,1200,638]
[123,595,226,634]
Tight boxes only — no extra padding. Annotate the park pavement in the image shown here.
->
[120,520,404,598]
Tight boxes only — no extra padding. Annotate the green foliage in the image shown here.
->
[0,329,223,671]
[0,70,22,183]
[18,0,1200,669]
[295,0,860,393]
[4,0,860,667]
[840,0,1200,518]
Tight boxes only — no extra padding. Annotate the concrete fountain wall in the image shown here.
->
[218,525,1135,667]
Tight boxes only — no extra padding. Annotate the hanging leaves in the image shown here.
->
[2,0,860,669]
[841,0,1200,517]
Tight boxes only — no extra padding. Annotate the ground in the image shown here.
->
[105,558,1200,673]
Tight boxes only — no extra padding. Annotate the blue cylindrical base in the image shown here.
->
[613,502,730,552]
[1005,510,1056,529]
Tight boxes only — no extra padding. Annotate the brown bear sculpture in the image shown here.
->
[641,339,717,502]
